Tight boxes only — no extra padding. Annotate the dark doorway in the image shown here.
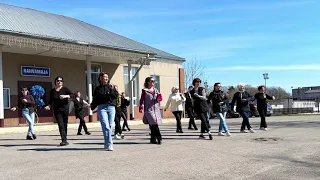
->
[17,81,53,123]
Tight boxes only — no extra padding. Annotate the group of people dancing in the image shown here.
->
[11,73,275,151]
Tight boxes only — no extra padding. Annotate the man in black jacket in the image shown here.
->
[185,86,198,130]
[231,83,255,133]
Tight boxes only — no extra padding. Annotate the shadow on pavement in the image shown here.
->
[0,143,58,147]
[17,147,104,151]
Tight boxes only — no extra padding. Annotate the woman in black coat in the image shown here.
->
[231,83,255,133]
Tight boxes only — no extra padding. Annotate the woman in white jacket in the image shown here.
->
[164,86,186,133]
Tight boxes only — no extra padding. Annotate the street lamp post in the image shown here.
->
[263,73,269,93]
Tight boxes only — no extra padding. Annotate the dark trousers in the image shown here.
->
[77,115,88,133]
[114,108,122,135]
[186,107,197,129]
[121,109,130,130]
[150,124,162,142]
[54,109,69,142]
[258,106,267,128]
[239,111,252,131]
[196,111,210,133]
[172,111,182,131]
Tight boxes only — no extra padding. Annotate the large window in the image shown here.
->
[124,66,139,105]
[151,75,160,91]
[86,63,103,96]
[3,88,10,109]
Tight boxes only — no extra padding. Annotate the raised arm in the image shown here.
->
[266,94,275,100]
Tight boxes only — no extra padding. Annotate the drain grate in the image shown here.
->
[254,137,283,142]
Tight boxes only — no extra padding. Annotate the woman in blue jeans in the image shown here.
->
[11,87,36,140]
[208,83,231,136]
[91,72,118,151]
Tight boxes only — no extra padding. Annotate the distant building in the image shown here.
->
[292,86,320,100]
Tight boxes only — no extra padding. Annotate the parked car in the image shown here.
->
[266,103,273,116]
[226,102,240,118]
[249,102,260,117]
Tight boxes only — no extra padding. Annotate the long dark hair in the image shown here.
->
[144,77,153,88]
[192,78,201,86]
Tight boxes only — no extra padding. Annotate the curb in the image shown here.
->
[0,118,189,135]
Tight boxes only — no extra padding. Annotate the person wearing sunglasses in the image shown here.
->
[189,78,213,140]
[139,77,163,145]
[10,87,36,140]
[44,76,74,146]
[91,72,118,151]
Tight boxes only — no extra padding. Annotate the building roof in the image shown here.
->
[0,3,184,61]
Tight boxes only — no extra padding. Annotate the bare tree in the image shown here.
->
[184,56,207,88]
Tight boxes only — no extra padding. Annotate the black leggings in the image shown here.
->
[121,109,130,130]
[258,106,267,128]
[172,111,182,131]
[54,109,69,142]
[196,111,210,133]
[150,124,162,143]
[186,107,197,129]
[114,108,122,135]
[77,115,88,133]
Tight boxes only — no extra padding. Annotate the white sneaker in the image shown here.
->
[115,134,122,140]
[218,132,225,136]
[260,127,268,131]
[226,131,232,136]
[249,128,255,133]
[107,145,113,151]
[240,130,248,133]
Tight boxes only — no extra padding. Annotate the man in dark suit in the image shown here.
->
[231,83,255,133]
[185,86,198,130]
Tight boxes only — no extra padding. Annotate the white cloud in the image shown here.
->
[207,64,320,71]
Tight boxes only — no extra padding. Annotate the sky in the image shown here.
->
[2,0,320,92]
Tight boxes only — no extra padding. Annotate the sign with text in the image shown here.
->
[21,66,50,77]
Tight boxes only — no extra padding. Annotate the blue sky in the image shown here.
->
[3,0,320,92]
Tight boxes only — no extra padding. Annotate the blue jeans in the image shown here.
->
[97,104,115,147]
[216,112,229,132]
[22,108,35,136]
[206,110,211,128]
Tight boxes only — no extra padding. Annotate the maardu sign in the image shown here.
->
[21,66,50,77]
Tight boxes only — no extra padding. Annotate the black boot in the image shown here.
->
[60,142,69,146]
[32,134,37,140]
[26,135,33,140]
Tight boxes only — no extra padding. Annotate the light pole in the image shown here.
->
[263,73,269,93]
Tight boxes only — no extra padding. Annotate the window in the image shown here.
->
[124,66,139,105]
[86,64,103,96]
[151,75,160,91]
[3,88,10,109]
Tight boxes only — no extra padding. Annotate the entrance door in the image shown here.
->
[17,81,53,124]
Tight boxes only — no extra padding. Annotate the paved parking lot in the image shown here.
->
[0,115,320,180]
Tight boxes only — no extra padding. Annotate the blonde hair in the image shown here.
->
[171,86,179,93]
[237,83,246,89]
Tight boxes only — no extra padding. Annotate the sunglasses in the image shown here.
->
[56,79,63,82]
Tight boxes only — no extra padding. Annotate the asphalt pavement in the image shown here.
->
[0,115,320,180]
